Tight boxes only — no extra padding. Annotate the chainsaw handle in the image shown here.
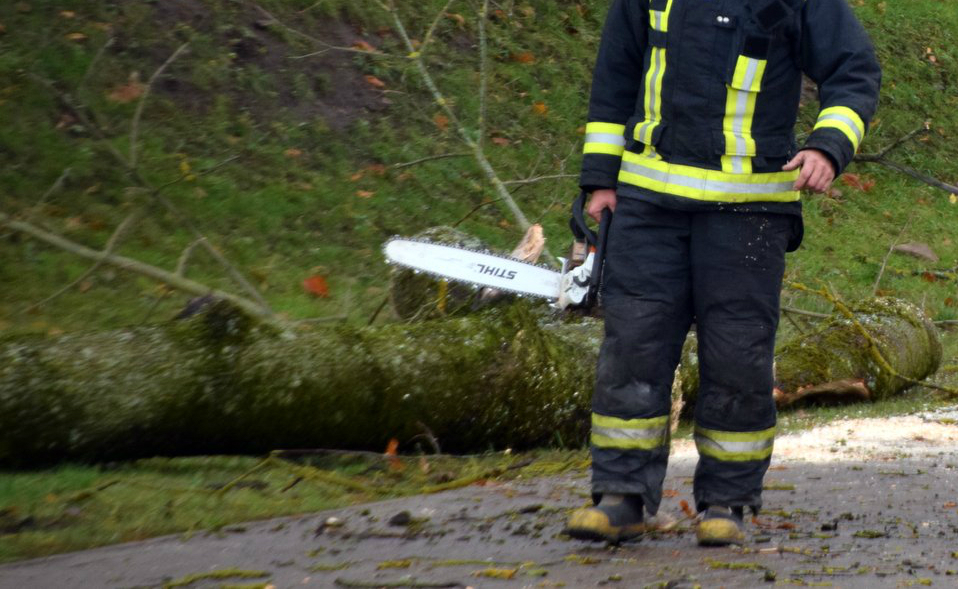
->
[569,190,598,247]
[588,207,612,305]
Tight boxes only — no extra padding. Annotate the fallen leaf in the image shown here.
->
[356,190,374,199]
[893,242,939,262]
[384,438,403,471]
[944,501,957,508]
[106,81,145,104]
[662,489,679,498]
[352,40,376,52]
[303,275,329,298]
[59,10,75,18]
[364,74,386,89]
[679,499,695,518]
[491,136,510,146]
[433,113,449,131]
[284,148,303,159]
[0,22,5,35]
[511,52,536,64]
[445,12,466,27]
[950,194,957,204]
[921,272,939,283]
[65,32,88,42]
[55,113,77,129]
[532,101,548,115]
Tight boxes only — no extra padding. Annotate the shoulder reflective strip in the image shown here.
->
[638,0,674,145]
[721,56,767,173]
[814,106,865,152]
[619,152,800,202]
[695,425,775,462]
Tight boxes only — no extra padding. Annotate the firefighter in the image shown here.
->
[564,0,881,545]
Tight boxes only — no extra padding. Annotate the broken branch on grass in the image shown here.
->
[130,42,190,169]
[780,306,831,320]
[419,0,458,56]
[0,212,278,323]
[452,198,502,227]
[855,125,958,196]
[502,173,578,187]
[872,209,916,296]
[391,152,470,169]
[477,0,489,150]
[25,207,146,313]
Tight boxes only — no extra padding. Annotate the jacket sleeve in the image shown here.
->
[798,0,881,176]
[579,0,648,192]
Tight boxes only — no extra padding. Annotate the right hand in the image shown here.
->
[586,188,617,223]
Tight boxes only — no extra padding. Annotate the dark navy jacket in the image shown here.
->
[579,0,881,212]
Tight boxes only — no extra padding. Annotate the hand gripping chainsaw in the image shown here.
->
[383,191,612,310]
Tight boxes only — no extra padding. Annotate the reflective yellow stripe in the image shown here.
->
[695,425,775,462]
[583,122,626,157]
[591,413,669,451]
[586,122,626,135]
[814,106,865,152]
[721,55,767,174]
[636,0,674,147]
[618,150,800,203]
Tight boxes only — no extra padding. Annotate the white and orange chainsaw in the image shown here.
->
[383,192,611,310]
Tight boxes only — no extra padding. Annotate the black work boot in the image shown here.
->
[696,505,746,546]
[564,494,645,543]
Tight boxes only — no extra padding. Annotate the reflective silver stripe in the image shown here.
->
[642,50,664,143]
[584,132,626,147]
[694,435,773,454]
[652,10,664,31]
[730,58,760,155]
[817,113,864,143]
[592,425,667,442]
[620,160,796,194]
[729,155,745,174]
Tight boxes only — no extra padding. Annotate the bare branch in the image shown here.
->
[477,0,489,150]
[1,212,277,323]
[376,0,556,265]
[175,238,204,277]
[502,173,577,186]
[855,125,958,196]
[391,152,470,169]
[130,42,190,169]
[872,209,916,296]
[25,207,145,312]
[419,0,458,55]
[780,305,830,320]
[78,37,115,92]
[250,2,399,60]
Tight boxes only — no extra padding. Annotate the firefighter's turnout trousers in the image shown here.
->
[590,197,798,515]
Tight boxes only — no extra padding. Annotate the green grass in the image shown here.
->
[0,450,587,563]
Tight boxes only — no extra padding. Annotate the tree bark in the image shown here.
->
[0,301,598,466]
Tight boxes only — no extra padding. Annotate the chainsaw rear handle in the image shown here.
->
[568,190,612,308]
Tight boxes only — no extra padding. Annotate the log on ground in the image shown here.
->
[0,301,599,466]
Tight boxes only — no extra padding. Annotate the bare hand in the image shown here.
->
[782,149,836,193]
[587,188,617,223]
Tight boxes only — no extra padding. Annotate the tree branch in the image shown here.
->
[391,152,470,169]
[376,0,556,265]
[872,209,916,296]
[130,42,190,169]
[0,212,277,323]
[854,124,958,196]
[24,207,146,312]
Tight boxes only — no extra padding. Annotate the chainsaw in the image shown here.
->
[383,191,611,310]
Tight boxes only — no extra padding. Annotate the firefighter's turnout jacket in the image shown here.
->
[579,0,881,213]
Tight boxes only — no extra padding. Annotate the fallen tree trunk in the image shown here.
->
[0,298,942,466]
[0,302,599,466]
[676,298,942,410]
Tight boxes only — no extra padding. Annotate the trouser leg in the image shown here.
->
[689,211,793,513]
[591,197,693,516]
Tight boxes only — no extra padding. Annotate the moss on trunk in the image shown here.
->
[0,301,599,466]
